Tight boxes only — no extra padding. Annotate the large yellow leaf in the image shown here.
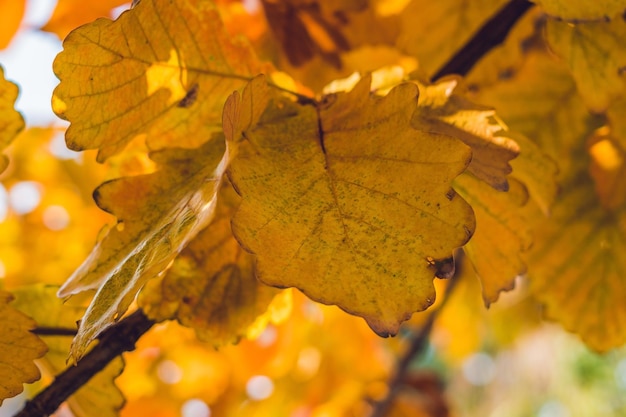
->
[12,286,124,417]
[0,0,24,49]
[546,17,626,112]
[455,174,531,305]
[534,0,626,19]
[42,0,129,40]
[52,0,269,162]
[0,67,25,173]
[225,75,475,336]
[139,180,279,346]
[58,136,226,361]
[0,291,47,404]
[396,0,507,77]
[412,77,519,191]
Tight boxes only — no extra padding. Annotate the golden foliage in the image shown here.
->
[226,75,474,336]
[0,67,24,173]
[0,291,47,404]
[0,0,24,49]
[41,0,129,40]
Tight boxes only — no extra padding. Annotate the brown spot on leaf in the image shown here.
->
[178,83,199,108]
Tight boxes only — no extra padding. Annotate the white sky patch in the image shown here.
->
[0,0,62,126]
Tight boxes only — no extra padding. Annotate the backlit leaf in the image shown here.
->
[413,77,519,191]
[534,0,626,20]
[546,17,626,112]
[12,285,124,417]
[455,174,531,305]
[0,67,25,173]
[58,136,226,361]
[528,168,626,352]
[41,0,128,40]
[396,0,508,77]
[226,75,475,336]
[0,291,47,404]
[0,0,24,49]
[52,0,269,162]
[139,180,279,346]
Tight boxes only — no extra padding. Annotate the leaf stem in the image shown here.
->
[432,0,535,80]
[15,310,154,417]
[369,271,461,417]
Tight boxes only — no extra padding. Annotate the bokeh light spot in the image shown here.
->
[9,181,42,214]
[246,375,274,400]
[181,399,211,417]
[42,205,70,230]
[462,352,496,386]
[157,359,183,384]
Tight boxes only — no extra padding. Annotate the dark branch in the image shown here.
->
[15,310,154,417]
[432,0,535,80]
[369,271,461,417]
[31,327,77,337]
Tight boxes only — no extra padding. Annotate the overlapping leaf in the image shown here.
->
[534,0,626,20]
[0,67,25,173]
[455,174,531,305]
[52,0,269,162]
[0,291,47,404]
[546,16,626,112]
[41,0,128,39]
[476,52,600,182]
[12,286,124,417]
[139,180,279,346]
[412,77,519,191]
[225,75,475,336]
[528,167,626,352]
[58,137,226,360]
[0,0,24,49]
[396,0,508,77]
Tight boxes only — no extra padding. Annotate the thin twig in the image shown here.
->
[15,310,154,417]
[432,0,535,80]
[369,272,461,417]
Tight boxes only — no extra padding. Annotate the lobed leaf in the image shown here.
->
[454,174,531,305]
[0,67,25,173]
[0,291,48,404]
[12,286,124,417]
[139,179,279,346]
[534,0,626,20]
[52,0,269,162]
[546,17,626,112]
[226,75,475,336]
[58,136,226,361]
[412,77,519,191]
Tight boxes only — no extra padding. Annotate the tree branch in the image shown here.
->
[369,271,461,417]
[15,310,154,417]
[432,0,535,80]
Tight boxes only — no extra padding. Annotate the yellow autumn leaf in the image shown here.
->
[58,136,226,361]
[0,0,25,49]
[52,0,269,162]
[546,17,626,112]
[139,179,279,346]
[225,75,475,337]
[607,96,626,151]
[475,52,600,182]
[454,174,531,305]
[534,0,626,20]
[0,66,25,173]
[11,285,124,417]
[412,77,519,191]
[396,0,508,77]
[528,168,626,352]
[42,0,129,40]
[0,290,48,404]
